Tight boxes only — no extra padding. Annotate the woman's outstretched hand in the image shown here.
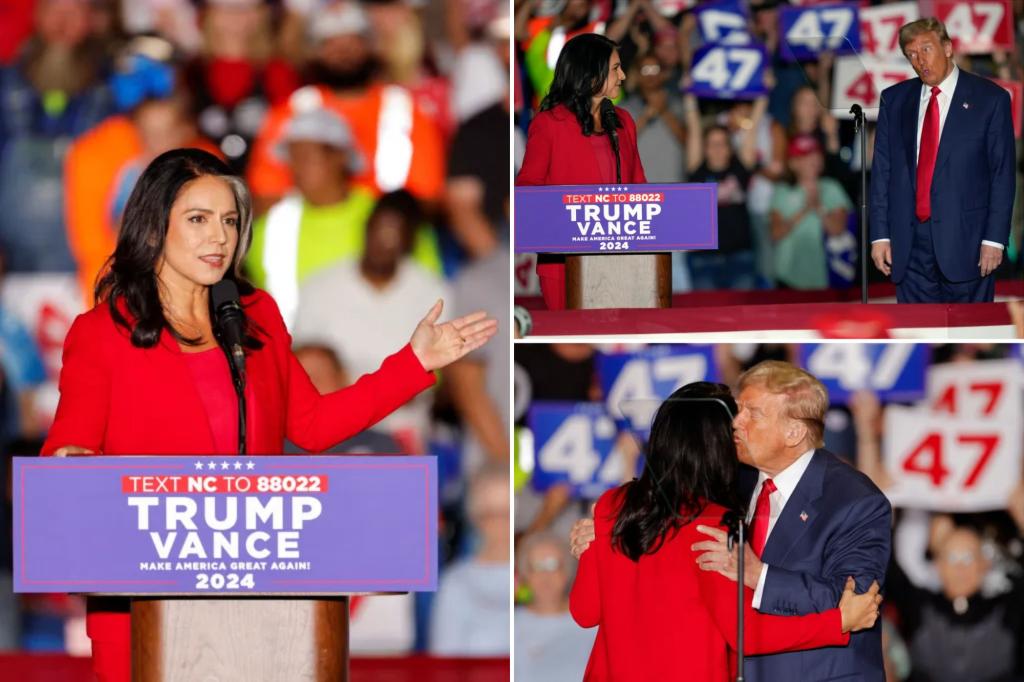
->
[410,300,498,372]
[838,577,882,633]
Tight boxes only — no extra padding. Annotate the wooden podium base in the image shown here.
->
[566,253,671,309]
[132,597,349,682]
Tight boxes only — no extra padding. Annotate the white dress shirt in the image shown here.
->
[874,65,1002,249]
[747,449,816,608]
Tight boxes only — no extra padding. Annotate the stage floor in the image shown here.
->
[516,283,1023,340]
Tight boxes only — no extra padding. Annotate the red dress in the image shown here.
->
[516,103,648,310]
[570,489,850,681]
[41,288,436,681]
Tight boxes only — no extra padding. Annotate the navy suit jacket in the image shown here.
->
[869,70,1015,283]
[741,450,892,682]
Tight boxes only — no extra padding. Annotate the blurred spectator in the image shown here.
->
[446,18,509,256]
[247,1,446,210]
[444,246,510,469]
[514,533,595,681]
[770,80,845,186]
[65,41,220,303]
[0,252,47,442]
[285,343,403,454]
[245,107,440,327]
[770,134,852,290]
[430,463,511,656]
[621,52,686,184]
[183,0,300,173]
[886,518,1024,682]
[291,190,449,454]
[682,90,764,290]
[517,0,603,103]
[0,0,117,273]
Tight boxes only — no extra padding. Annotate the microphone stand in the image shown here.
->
[851,103,868,304]
[220,342,247,456]
[725,512,745,682]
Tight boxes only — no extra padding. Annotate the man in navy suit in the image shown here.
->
[691,361,891,681]
[570,361,892,680]
[869,17,1015,302]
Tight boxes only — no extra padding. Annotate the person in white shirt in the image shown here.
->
[292,190,449,452]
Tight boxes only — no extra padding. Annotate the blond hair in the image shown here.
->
[738,361,828,448]
[899,18,952,55]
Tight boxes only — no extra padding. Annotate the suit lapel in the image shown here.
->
[902,80,922,191]
[761,450,827,566]
[933,72,972,177]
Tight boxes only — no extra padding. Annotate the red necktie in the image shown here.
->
[915,86,941,222]
[750,478,776,559]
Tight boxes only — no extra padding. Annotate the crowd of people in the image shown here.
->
[513,342,1024,681]
[0,0,509,659]
[513,0,1024,296]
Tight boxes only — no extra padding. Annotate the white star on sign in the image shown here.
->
[207,460,217,470]
[195,461,204,470]
[246,461,256,470]
[234,461,243,470]
[220,461,230,470]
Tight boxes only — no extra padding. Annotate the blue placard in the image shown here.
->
[528,401,630,498]
[694,0,751,46]
[513,183,717,254]
[799,344,929,404]
[687,43,768,99]
[780,2,862,61]
[596,345,718,439]
[825,213,859,289]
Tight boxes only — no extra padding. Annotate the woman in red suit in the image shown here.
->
[516,33,647,310]
[570,382,881,681]
[40,148,496,681]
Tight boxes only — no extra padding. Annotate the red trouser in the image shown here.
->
[88,611,131,682]
[536,262,566,311]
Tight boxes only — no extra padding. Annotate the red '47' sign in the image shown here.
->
[883,360,1023,511]
[932,0,1013,54]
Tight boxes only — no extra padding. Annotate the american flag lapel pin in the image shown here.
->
[800,511,809,522]
[963,102,970,110]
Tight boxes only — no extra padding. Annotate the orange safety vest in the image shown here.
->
[246,82,445,204]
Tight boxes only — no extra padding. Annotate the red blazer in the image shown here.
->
[516,104,648,186]
[42,288,435,456]
[570,489,849,681]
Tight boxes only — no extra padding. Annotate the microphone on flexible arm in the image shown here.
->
[211,279,248,455]
[599,97,622,184]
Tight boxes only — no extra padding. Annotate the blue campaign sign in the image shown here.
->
[800,344,929,404]
[825,213,859,289]
[528,401,631,498]
[780,2,862,61]
[687,43,768,100]
[596,345,718,439]
[694,0,750,46]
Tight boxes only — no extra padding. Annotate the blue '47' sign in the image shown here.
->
[596,345,718,440]
[528,401,632,498]
[694,0,750,46]
[799,343,929,404]
[687,43,768,100]
[780,3,862,61]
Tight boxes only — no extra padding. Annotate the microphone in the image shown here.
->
[599,98,621,184]
[211,279,246,381]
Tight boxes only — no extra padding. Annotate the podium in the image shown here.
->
[514,183,717,310]
[131,597,351,681]
[566,253,672,309]
[14,455,438,681]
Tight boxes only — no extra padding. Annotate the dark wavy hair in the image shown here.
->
[611,382,741,562]
[539,33,623,137]
[95,148,263,350]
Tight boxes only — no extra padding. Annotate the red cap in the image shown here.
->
[787,134,822,159]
